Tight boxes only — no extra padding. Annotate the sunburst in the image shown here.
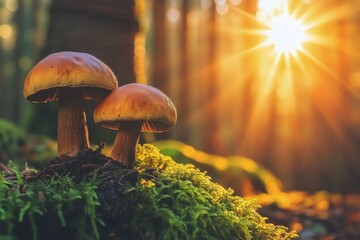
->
[265,13,307,56]
[162,0,360,190]
[221,0,360,189]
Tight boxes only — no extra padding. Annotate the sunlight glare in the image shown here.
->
[267,14,307,55]
[259,0,283,13]
[219,0,360,191]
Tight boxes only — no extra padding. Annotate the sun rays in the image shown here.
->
[155,0,360,189]
[225,0,356,108]
[216,0,360,189]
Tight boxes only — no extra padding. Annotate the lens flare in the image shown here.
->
[266,14,307,55]
[190,0,360,190]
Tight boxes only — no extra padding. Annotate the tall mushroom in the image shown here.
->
[23,51,118,156]
[93,83,177,167]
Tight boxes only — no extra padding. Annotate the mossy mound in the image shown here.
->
[0,144,297,240]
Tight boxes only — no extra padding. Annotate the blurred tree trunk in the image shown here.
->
[15,0,35,126]
[0,0,51,126]
[151,0,167,92]
[201,3,221,154]
[45,0,138,85]
[147,0,168,142]
[178,0,189,143]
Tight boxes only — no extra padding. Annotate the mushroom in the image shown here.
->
[23,51,118,156]
[93,83,177,167]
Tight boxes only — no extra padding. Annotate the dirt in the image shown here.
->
[258,193,360,240]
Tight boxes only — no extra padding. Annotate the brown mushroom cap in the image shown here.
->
[23,51,118,102]
[94,83,177,132]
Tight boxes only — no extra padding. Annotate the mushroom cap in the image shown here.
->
[94,83,177,132]
[23,51,118,102]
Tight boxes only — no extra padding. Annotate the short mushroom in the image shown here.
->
[24,51,118,156]
[93,83,177,167]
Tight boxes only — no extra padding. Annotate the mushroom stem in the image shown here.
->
[111,121,142,167]
[57,88,90,156]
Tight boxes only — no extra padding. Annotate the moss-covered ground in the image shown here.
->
[0,144,297,240]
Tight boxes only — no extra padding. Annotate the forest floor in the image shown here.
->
[2,150,359,239]
[254,191,360,239]
[33,151,360,240]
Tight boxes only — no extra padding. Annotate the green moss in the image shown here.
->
[129,144,297,240]
[0,144,297,240]
[0,162,101,240]
[0,119,26,156]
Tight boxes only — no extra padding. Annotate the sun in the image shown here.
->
[266,14,307,56]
